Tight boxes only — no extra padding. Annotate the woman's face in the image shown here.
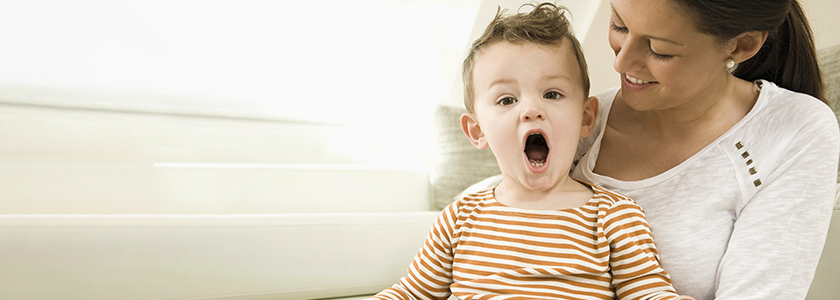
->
[608,0,732,112]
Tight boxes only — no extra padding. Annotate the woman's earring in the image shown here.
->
[726,60,735,69]
[726,59,736,73]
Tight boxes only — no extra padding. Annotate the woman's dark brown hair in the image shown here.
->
[673,0,826,103]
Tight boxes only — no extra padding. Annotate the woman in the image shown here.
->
[571,0,839,299]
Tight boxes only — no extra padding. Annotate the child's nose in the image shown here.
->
[521,105,545,122]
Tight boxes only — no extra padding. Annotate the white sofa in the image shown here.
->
[0,191,837,300]
[0,88,436,299]
[0,81,437,300]
[0,212,438,300]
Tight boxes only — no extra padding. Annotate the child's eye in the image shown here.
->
[498,97,517,106]
[544,91,563,99]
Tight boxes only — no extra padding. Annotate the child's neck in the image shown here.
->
[493,176,593,210]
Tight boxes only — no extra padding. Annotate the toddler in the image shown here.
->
[370,3,693,300]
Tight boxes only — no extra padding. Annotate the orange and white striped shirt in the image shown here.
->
[371,183,681,300]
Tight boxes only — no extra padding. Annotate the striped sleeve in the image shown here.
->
[602,198,681,300]
[369,200,459,300]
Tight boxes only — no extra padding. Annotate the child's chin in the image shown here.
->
[522,176,557,191]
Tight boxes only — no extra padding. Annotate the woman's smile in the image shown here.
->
[622,72,659,92]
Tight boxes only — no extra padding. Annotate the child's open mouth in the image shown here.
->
[525,132,549,168]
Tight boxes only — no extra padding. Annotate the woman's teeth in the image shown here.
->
[626,74,651,85]
[529,160,544,167]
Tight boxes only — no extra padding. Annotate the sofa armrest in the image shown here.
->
[0,212,439,300]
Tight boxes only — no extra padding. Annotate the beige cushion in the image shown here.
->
[430,104,500,210]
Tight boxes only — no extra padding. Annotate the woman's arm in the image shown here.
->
[713,104,839,299]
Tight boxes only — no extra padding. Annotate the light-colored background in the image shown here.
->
[0,2,836,299]
[0,0,836,213]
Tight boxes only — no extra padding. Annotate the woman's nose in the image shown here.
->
[612,36,646,74]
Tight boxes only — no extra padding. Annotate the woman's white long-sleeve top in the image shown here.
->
[572,80,840,300]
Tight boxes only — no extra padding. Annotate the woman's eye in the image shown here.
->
[648,49,674,61]
[609,21,628,33]
[544,91,563,99]
[498,97,517,106]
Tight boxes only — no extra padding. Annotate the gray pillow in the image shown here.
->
[430,104,500,210]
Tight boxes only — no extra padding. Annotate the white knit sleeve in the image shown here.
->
[713,100,839,300]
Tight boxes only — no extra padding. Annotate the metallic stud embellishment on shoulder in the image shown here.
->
[737,141,761,188]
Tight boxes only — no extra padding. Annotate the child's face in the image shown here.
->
[461,40,597,192]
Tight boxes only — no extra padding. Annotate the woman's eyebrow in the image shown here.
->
[610,3,685,46]
[610,4,624,24]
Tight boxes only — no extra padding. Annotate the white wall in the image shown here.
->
[580,0,616,97]
[0,0,488,173]
[0,84,431,214]
[803,0,840,50]
[0,1,487,213]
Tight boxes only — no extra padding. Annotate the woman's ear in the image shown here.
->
[726,31,769,64]
[460,113,488,150]
[580,96,598,138]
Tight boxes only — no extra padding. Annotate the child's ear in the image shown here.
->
[460,113,489,150]
[580,96,598,138]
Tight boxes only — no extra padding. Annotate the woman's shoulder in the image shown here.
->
[730,80,839,188]
[755,80,836,123]
[744,80,838,145]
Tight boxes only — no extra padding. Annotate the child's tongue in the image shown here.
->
[525,145,548,161]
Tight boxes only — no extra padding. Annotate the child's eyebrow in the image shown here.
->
[545,75,573,82]
[488,78,517,88]
[610,3,685,46]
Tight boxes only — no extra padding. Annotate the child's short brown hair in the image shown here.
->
[462,2,590,113]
